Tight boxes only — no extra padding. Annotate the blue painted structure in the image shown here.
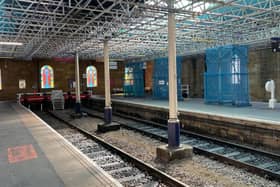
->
[152,56,183,100]
[168,120,180,147]
[204,45,250,106]
[123,62,145,97]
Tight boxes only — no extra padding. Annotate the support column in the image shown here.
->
[167,0,180,148]
[104,40,112,123]
[75,51,81,113]
[97,39,120,132]
[156,0,193,162]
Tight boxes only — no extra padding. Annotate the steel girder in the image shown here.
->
[0,0,279,60]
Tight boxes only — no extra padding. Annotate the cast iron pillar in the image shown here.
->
[156,0,193,162]
[97,40,120,132]
[104,40,112,123]
[75,51,81,113]
[167,0,180,148]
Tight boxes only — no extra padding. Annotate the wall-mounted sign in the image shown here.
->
[158,80,165,85]
[110,62,118,69]
[68,79,75,89]
[73,81,76,88]
[142,62,147,69]
[19,79,26,89]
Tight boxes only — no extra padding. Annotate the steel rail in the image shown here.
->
[47,111,188,187]
[83,107,280,181]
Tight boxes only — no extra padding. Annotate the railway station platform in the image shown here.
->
[110,97,280,123]
[0,101,122,187]
[87,96,280,153]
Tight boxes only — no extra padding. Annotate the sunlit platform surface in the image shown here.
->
[0,101,121,187]
[107,97,280,124]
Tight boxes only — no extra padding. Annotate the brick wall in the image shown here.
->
[0,59,124,101]
[1,48,279,101]
[181,55,205,98]
[181,48,280,101]
[0,59,37,100]
[248,49,280,101]
[145,61,153,89]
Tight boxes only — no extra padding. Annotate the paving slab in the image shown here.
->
[0,101,122,187]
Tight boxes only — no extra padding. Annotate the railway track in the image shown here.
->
[82,107,280,181]
[35,111,187,187]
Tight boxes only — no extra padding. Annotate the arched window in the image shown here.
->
[86,66,97,87]
[124,67,134,86]
[231,54,240,84]
[41,65,54,89]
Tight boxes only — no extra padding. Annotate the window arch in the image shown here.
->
[41,65,54,89]
[124,67,134,86]
[86,65,97,88]
[231,54,240,84]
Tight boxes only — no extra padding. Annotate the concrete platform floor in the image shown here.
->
[103,96,280,125]
[0,101,121,187]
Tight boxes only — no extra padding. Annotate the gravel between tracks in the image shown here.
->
[38,110,280,187]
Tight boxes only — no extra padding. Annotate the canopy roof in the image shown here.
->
[0,0,279,60]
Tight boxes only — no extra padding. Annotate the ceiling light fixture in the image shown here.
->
[0,42,23,46]
[0,57,14,59]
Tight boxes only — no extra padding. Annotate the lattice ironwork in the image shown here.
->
[0,0,279,60]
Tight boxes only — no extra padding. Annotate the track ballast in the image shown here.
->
[82,107,280,181]
[35,111,187,187]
